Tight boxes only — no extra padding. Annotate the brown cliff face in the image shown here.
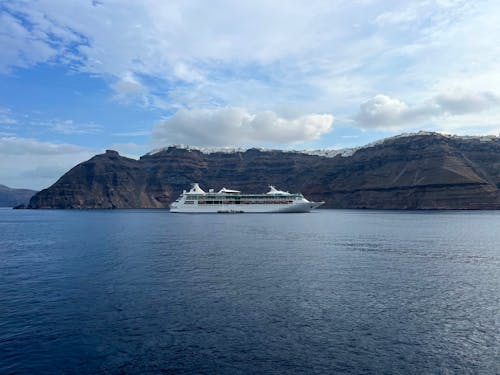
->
[29,150,159,209]
[318,136,500,209]
[29,133,500,209]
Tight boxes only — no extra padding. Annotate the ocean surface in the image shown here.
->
[0,208,499,374]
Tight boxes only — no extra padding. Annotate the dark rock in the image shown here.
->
[28,133,500,209]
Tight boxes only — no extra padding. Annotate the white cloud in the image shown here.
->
[0,137,96,189]
[112,131,150,137]
[435,90,499,115]
[355,95,437,129]
[0,136,87,155]
[47,119,102,135]
[152,107,333,147]
[0,107,17,125]
[355,90,500,129]
[2,0,500,139]
[0,10,79,73]
[0,1,465,112]
[0,109,103,135]
[375,3,421,26]
[431,109,500,136]
[111,72,148,104]
[377,2,500,96]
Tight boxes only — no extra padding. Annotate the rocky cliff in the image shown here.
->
[29,133,500,209]
[0,185,37,207]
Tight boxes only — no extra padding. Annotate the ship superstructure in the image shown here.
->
[170,183,324,213]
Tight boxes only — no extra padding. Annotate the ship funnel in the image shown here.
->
[188,183,206,194]
[267,185,290,195]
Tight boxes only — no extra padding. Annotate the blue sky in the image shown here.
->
[1,0,500,189]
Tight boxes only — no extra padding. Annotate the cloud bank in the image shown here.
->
[434,91,499,115]
[152,108,333,147]
[355,91,500,129]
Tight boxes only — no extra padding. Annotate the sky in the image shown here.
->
[1,0,500,189]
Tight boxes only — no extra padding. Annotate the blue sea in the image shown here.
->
[1,208,499,374]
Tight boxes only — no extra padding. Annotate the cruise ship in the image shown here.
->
[170,183,324,213]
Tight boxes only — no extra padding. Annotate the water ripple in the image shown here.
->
[0,209,499,374]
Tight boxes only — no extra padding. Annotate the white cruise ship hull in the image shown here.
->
[170,183,324,213]
[170,201,324,213]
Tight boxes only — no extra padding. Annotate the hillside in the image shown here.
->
[28,132,500,209]
[0,185,37,207]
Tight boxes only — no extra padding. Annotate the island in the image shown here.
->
[28,132,500,210]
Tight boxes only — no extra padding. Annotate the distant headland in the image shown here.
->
[0,185,37,208]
